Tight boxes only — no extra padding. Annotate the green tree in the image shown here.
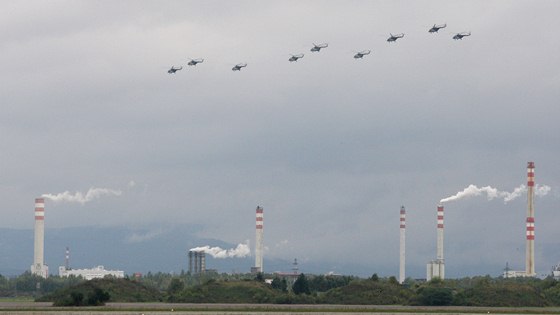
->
[167,278,185,295]
[419,287,453,306]
[292,274,310,295]
[271,277,287,292]
[87,288,110,306]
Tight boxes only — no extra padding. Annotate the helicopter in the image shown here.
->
[353,50,371,59]
[167,66,183,74]
[232,63,247,71]
[187,58,204,66]
[310,43,328,52]
[289,54,304,62]
[428,24,447,33]
[452,32,471,40]
[387,33,405,42]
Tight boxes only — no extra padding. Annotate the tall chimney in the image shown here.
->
[399,206,406,284]
[255,206,264,273]
[427,205,445,281]
[194,251,199,274]
[526,162,536,276]
[65,247,70,270]
[31,198,48,278]
[437,205,444,262]
[200,252,206,274]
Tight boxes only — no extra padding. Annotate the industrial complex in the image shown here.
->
[26,162,557,280]
[29,199,123,279]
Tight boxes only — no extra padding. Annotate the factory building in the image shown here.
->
[427,205,445,281]
[553,263,560,280]
[188,250,206,274]
[58,265,124,280]
[31,198,49,278]
[57,247,124,280]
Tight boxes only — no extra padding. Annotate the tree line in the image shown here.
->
[3,271,560,307]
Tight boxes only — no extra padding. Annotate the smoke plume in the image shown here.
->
[189,243,250,259]
[440,184,551,203]
[42,187,122,205]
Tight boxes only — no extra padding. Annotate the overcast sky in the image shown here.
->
[1,0,559,278]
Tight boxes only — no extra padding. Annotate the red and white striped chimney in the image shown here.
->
[31,198,48,278]
[399,206,406,284]
[525,162,536,276]
[437,205,444,261]
[255,206,264,273]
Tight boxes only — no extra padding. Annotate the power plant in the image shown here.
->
[399,206,406,284]
[188,250,206,274]
[30,198,48,278]
[254,206,264,273]
[426,205,445,281]
[18,162,549,280]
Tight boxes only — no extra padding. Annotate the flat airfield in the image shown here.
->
[2,302,560,315]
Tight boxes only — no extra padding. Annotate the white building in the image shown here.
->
[503,270,529,278]
[58,265,124,280]
[426,260,445,281]
[553,263,560,280]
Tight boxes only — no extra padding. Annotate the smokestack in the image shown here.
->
[65,247,70,270]
[437,205,444,262]
[188,251,193,274]
[255,206,264,273]
[399,206,406,284]
[31,198,48,278]
[188,250,206,274]
[526,162,536,276]
[427,205,445,281]
[200,252,206,274]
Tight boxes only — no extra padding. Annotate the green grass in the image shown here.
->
[0,296,35,302]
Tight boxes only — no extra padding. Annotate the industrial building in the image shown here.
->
[188,250,206,274]
[58,265,124,280]
[58,247,124,280]
[426,205,445,281]
[253,206,264,273]
[553,263,560,280]
[30,198,49,278]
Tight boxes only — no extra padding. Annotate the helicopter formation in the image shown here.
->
[167,23,470,74]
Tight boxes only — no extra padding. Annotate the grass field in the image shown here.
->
[2,302,560,314]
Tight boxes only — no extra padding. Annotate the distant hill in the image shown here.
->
[0,226,253,276]
[0,226,381,277]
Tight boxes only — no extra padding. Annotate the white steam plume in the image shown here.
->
[42,187,122,205]
[440,184,551,204]
[189,242,250,259]
[536,185,552,197]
